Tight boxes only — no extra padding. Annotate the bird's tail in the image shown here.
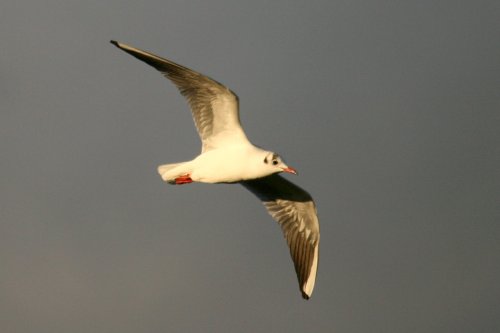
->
[157,162,191,184]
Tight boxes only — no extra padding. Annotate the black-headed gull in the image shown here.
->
[111,41,320,299]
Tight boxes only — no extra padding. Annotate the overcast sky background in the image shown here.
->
[1,1,499,332]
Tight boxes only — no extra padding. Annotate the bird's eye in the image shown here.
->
[264,157,268,164]
[272,160,278,166]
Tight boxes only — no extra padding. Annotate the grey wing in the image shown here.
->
[240,174,320,299]
[111,40,249,152]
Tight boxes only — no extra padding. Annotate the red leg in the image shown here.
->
[175,174,193,185]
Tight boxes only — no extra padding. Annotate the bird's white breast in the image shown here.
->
[190,144,270,183]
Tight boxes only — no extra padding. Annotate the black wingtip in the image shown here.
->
[301,291,310,300]
[110,40,119,47]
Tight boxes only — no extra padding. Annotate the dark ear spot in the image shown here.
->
[264,156,268,164]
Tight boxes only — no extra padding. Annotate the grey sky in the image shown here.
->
[1,0,499,332]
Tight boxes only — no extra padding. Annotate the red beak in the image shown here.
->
[282,167,297,175]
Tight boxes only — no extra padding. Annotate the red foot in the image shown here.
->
[175,174,193,185]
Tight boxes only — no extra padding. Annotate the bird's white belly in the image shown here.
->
[190,146,265,183]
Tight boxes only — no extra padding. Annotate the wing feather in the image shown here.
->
[111,40,249,152]
[241,174,320,299]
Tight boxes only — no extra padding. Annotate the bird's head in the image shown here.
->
[263,152,297,175]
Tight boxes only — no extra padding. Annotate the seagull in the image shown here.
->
[110,40,320,299]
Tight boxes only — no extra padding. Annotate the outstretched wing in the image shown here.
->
[241,174,320,299]
[111,40,249,152]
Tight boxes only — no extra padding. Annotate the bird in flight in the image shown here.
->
[110,41,320,299]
